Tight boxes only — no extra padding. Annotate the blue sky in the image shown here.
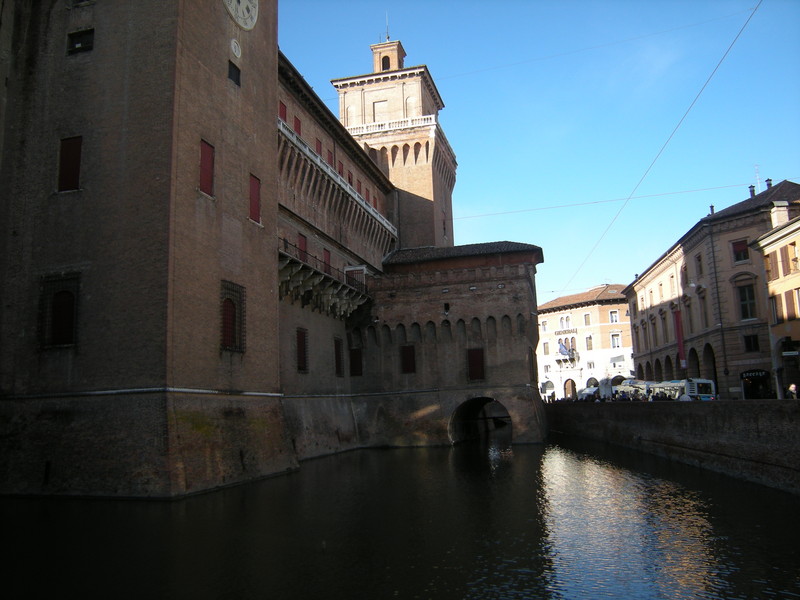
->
[278,0,800,305]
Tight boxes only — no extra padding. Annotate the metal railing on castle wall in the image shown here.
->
[277,119,397,237]
[279,237,367,295]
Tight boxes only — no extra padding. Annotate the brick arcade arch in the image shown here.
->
[448,398,512,445]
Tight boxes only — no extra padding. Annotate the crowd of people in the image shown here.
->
[545,390,693,403]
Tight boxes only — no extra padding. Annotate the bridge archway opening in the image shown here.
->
[448,397,512,446]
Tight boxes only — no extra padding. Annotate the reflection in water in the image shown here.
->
[2,437,798,599]
[542,448,719,599]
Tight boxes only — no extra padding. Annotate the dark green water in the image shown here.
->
[3,438,798,599]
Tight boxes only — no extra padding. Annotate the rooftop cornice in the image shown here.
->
[331,65,445,112]
[538,297,628,314]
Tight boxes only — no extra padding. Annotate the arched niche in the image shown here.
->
[456,319,467,343]
[501,315,512,336]
[441,319,453,342]
[470,317,482,342]
[487,317,497,342]
[425,321,437,342]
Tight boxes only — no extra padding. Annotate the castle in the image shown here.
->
[0,0,546,497]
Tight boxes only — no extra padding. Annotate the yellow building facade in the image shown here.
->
[623,180,800,399]
[750,211,800,396]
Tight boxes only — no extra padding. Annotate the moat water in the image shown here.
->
[3,436,798,600]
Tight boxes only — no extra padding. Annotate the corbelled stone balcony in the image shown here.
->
[278,237,370,319]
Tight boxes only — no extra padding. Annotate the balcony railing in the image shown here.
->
[345,115,437,136]
[279,237,367,295]
[277,119,397,237]
[344,115,456,171]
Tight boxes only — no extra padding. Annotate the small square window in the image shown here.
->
[228,61,241,86]
[67,29,94,55]
[732,240,749,263]
[743,334,760,352]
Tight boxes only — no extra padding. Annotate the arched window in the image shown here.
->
[220,281,245,352]
[381,56,390,71]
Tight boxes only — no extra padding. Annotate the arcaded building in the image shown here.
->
[622,180,800,400]
[0,0,546,497]
[750,210,800,396]
[536,284,633,400]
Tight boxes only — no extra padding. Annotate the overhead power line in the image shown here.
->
[454,182,762,220]
[556,0,764,296]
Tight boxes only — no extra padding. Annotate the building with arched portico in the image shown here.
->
[750,209,800,397]
[536,284,633,400]
[622,180,800,399]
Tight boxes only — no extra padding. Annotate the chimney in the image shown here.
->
[749,185,755,198]
[709,205,715,215]
[771,200,790,228]
[766,178,773,189]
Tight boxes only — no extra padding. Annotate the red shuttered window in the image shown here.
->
[400,344,416,374]
[467,348,485,381]
[249,174,261,223]
[349,348,363,377]
[200,140,214,196]
[58,136,82,191]
[297,328,309,373]
[334,337,344,377]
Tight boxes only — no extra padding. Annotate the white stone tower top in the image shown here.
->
[371,39,406,72]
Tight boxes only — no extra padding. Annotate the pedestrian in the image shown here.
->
[788,383,797,399]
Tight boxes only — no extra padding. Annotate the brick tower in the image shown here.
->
[331,39,457,249]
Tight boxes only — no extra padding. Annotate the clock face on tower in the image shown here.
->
[223,0,258,31]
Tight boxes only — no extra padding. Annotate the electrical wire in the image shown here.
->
[556,0,764,296]
[453,182,769,220]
